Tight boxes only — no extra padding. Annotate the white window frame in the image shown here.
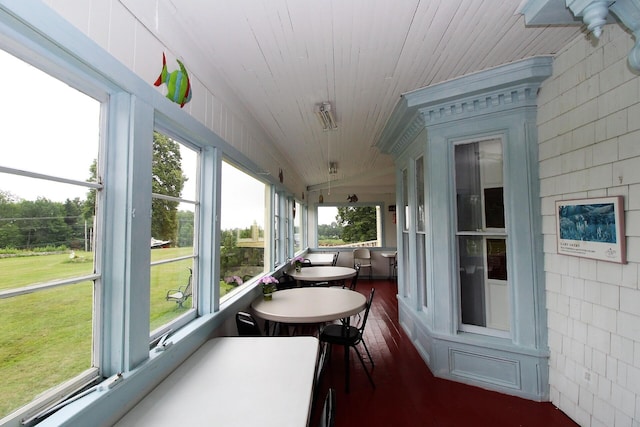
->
[453,136,510,338]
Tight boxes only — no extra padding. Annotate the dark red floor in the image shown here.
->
[309,279,579,427]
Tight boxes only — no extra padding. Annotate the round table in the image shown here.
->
[287,266,356,282]
[251,287,366,324]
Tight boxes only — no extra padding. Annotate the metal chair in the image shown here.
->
[353,248,372,279]
[319,288,375,393]
[331,252,340,266]
[165,267,193,307]
[318,388,336,427]
[330,263,360,291]
[235,311,261,336]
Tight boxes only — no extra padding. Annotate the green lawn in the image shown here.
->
[0,249,196,418]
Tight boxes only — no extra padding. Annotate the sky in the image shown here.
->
[0,49,267,230]
[0,49,100,201]
[317,205,338,225]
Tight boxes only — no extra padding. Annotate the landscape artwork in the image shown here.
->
[555,196,626,264]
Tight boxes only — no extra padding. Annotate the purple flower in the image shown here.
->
[291,256,305,266]
[225,275,243,286]
[258,275,279,285]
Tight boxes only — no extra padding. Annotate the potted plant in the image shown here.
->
[291,255,305,272]
[258,275,279,300]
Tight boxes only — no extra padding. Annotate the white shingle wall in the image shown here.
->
[539,24,640,427]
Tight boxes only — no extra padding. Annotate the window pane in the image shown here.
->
[219,162,266,299]
[0,283,93,416]
[150,132,198,331]
[317,206,339,246]
[317,205,381,247]
[459,235,486,327]
[402,168,409,231]
[455,144,483,231]
[455,139,503,232]
[487,238,507,281]
[151,260,194,332]
[455,138,509,334]
[416,157,425,232]
[294,200,302,253]
[0,49,100,417]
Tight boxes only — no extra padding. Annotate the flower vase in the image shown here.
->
[263,284,276,300]
[295,264,302,273]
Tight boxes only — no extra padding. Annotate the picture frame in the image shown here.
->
[555,196,626,264]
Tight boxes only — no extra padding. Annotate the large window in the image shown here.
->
[415,156,427,308]
[401,168,410,297]
[317,204,382,247]
[219,161,267,299]
[455,138,509,335]
[149,132,199,335]
[0,49,102,418]
[293,200,302,254]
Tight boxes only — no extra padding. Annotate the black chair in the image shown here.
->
[331,252,340,266]
[348,263,360,291]
[236,311,261,336]
[329,263,360,291]
[318,388,336,427]
[320,288,375,393]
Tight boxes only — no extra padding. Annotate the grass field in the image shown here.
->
[0,249,198,418]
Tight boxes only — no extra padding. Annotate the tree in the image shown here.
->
[176,210,194,247]
[82,159,97,222]
[0,190,21,248]
[336,206,377,243]
[17,198,70,249]
[64,198,85,248]
[151,132,187,245]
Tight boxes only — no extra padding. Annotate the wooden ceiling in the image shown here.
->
[127,0,583,195]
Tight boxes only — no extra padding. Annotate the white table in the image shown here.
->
[381,251,397,279]
[252,287,367,393]
[305,252,336,266]
[115,337,319,427]
[251,286,366,324]
[287,266,356,283]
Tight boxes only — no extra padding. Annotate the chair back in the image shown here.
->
[358,288,376,334]
[183,268,193,297]
[349,264,361,291]
[236,311,261,336]
[331,252,339,266]
[318,388,336,427]
[353,248,371,260]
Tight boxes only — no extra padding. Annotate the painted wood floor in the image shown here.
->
[309,279,579,427]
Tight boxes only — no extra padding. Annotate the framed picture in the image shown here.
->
[555,196,626,264]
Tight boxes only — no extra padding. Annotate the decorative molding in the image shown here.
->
[522,0,640,71]
[376,56,552,156]
[419,86,538,125]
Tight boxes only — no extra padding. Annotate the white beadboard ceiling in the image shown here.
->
[133,0,583,195]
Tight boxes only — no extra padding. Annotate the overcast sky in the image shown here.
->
[0,49,268,230]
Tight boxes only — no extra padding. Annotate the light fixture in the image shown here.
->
[329,162,338,175]
[315,102,338,131]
